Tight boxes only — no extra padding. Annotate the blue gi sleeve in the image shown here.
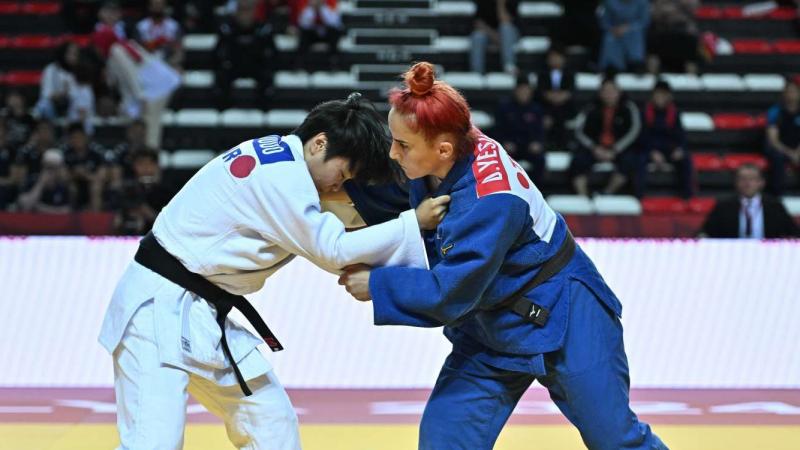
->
[369,193,529,327]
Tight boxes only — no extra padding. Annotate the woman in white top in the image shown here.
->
[34,42,80,120]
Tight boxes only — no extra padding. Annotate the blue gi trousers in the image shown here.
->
[419,281,667,450]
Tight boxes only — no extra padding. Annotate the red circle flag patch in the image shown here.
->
[517,172,530,189]
[230,155,256,178]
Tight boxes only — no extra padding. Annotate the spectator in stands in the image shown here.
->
[570,76,641,196]
[598,0,650,73]
[470,0,520,74]
[494,75,546,184]
[114,119,149,177]
[1,91,36,151]
[535,43,576,150]
[638,80,694,198]
[136,0,184,69]
[17,149,76,214]
[92,0,178,148]
[34,42,80,121]
[62,123,117,211]
[214,0,278,109]
[700,163,799,238]
[12,120,58,191]
[69,61,98,136]
[296,0,343,70]
[765,77,800,196]
[0,120,17,210]
[115,148,173,234]
[646,0,700,74]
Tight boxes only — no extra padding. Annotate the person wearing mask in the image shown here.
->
[17,148,76,214]
[570,76,641,196]
[701,163,799,238]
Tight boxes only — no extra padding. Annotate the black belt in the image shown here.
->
[134,232,284,396]
[490,231,576,327]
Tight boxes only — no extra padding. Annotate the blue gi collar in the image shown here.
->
[409,153,475,205]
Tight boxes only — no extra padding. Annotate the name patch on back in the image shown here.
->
[472,135,510,197]
[252,135,294,165]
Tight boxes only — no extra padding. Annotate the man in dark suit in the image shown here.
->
[535,43,576,150]
[701,163,799,238]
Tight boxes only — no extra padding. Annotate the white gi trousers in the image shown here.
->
[103,262,301,450]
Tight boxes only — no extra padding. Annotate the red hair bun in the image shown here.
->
[404,62,435,97]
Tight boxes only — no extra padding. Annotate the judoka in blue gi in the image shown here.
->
[341,63,668,450]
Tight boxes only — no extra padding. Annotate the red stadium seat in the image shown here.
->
[722,6,744,19]
[695,6,723,19]
[723,153,768,170]
[687,197,717,214]
[641,197,688,215]
[712,113,760,130]
[0,36,10,48]
[692,153,725,171]
[774,40,800,54]
[732,39,773,54]
[1,71,42,86]
[768,7,797,20]
[0,3,21,15]
[21,2,60,15]
[66,34,92,47]
[11,35,55,49]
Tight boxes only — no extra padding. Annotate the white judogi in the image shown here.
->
[99,134,426,450]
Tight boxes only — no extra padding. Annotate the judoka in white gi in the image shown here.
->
[98,94,448,450]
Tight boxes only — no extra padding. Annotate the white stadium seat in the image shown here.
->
[517,36,550,53]
[545,151,572,171]
[519,2,563,17]
[546,195,595,215]
[310,71,357,88]
[442,72,484,89]
[183,70,213,88]
[661,73,703,91]
[275,71,310,89]
[221,109,264,127]
[701,74,746,91]
[233,78,256,89]
[617,73,655,91]
[486,72,515,90]
[593,195,642,215]
[782,197,800,216]
[175,109,219,127]
[264,109,308,128]
[434,36,471,51]
[470,110,494,129]
[576,73,601,90]
[680,112,714,131]
[160,109,176,126]
[170,150,216,169]
[182,34,216,51]
[744,74,785,91]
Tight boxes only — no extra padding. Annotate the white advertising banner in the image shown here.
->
[0,237,798,388]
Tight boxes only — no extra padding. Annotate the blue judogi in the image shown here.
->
[361,132,667,449]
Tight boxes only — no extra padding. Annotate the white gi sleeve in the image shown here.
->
[254,164,427,273]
